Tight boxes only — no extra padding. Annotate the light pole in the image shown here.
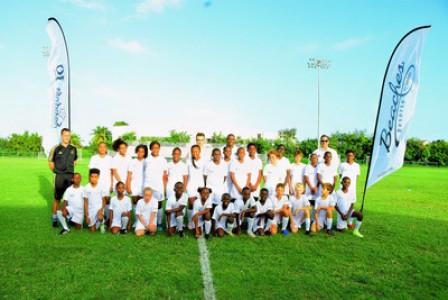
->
[308,58,331,146]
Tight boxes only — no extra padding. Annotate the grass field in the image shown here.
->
[0,157,447,299]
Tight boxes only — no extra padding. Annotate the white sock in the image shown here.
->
[305,218,311,231]
[348,217,354,226]
[281,217,289,231]
[326,217,333,230]
[176,215,184,231]
[52,213,58,221]
[56,210,69,231]
[204,220,212,234]
[121,216,129,229]
[226,221,235,233]
[157,208,163,226]
[187,209,194,228]
[355,221,362,231]
[247,218,254,233]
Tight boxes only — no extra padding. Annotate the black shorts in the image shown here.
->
[54,173,73,201]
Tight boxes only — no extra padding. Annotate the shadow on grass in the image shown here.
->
[38,175,53,210]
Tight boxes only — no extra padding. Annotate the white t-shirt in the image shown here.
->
[212,202,236,220]
[229,159,250,198]
[335,189,355,214]
[271,195,291,211]
[193,197,213,214]
[166,161,188,194]
[83,183,107,212]
[263,163,285,194]
[233,196,257,213]
[278,157,291,183]
[289,162,306,191]
[187,158,206,195]
[128,158,145,196]
[246,156,263,193]
[63,185,84,214]
[111,154,132,187]
[166,193,188,210]
[204,160,227,195]
[89,154,112,191]
[255,198,274,216]
[144,155,168,193]
[185,144,213,162]
[304,164,318,198]
[314,195,336,209]
[290,194,310,211]
[135,198,158,225]
[338,162,360,198]
[223,158,233,193]
[110,195,132,216]
[317,162,338,185]
[313,147,340,169]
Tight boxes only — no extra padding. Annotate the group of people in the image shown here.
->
[48,129,364,239]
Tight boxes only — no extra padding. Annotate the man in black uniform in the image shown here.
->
[48,128,78,227]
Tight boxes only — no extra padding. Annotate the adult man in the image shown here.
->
[313,134,340,169]
[48,128,78,227]
[225,133,239,157]
[186,132,212,162]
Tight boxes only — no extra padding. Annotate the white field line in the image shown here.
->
[197,237,216,300]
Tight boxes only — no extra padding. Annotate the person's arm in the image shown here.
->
[203,175,208,187]
[109,169,113,193]
[230,172,242,193]
[138,214,147,228]
[182,175,188,192]
[126,171,133,195]
[254,169,262,190]
[62,200,68,216]
[317,173,324,186]
[84,198,90,224]
[163,170,168,197]
[112,169,121,182]
[245,173,251,189]
[109,209,114,228]
[284,169,290,186]
[332,175,337,186]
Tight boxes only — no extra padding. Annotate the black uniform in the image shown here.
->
[48,144,78,200]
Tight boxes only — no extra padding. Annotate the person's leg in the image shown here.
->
[187,197,195,230]
[121,216,129,231]
[352,211,364,238]
[175,210,184,235]
[265,212,275,235]
[216,228,224,237]
[325,208,334,235]
[246,212,255,237]
[226,216,235,236]
[304,209,311,233]
[135,229,145,237]
[57,209,69,231]
[157,197,164,229]
[280,207,291,234]
[204,212,212,239]
[111,226,121,234]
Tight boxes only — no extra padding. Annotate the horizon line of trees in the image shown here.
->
[0,127,447,166]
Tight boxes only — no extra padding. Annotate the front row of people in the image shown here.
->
[57,167,364,239]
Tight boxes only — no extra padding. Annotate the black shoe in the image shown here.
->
[205,233,211,240]
[326,229,335,236]
[60,229,69,235]
[52,219,58,228]
[305,230,311,235]
[120,229,128,234]
[178,230,184,238]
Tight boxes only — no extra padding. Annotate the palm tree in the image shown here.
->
[90,126,112,148]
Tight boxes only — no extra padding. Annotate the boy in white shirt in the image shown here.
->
[144,141,168,231]
[222,146,234,194]
[289,150,306,195]
[126,144,148,204]
[57,173,84,235]
[277,144,291,195]
[312,183,336,236]
[317,151,338,195]
[271,183,292,236]
[83,168,107,233]
[233,187,257,237]
[246,143,263,199]
[192,187,213,240]
[89,142,112,200]
[253,188,274,236]
[229,147,251,200]
[212,193,236,237]
[166,147,188,199]
[204,148,228,210]
[111,139,132,192]
[263,150,285,196]
[135,187,159,236]
[186,145,206,229]
[109,181,132,234]
[338,149,361,201]
[304,153,319,206]
[290,183,311,234]
[335,177,364,238]
[165,182,188,237]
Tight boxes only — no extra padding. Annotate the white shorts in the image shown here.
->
[210,192,223,206]
[214,216,232,230]
[291,211,307,229]
[135,218,156,231]
[336,210,353,229]
[87,207,103,227]
[167,209,186,228]
[66,206,83,225]
[111,211,129,228]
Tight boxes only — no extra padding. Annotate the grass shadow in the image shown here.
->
[38,175,53,210]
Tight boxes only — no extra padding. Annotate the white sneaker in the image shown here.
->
[247,230,256,238]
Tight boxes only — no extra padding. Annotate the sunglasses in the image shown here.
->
[320,139,329,143]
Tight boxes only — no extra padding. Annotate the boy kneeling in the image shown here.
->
[135,187,158,237]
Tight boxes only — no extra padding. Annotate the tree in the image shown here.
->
[70,133,83,148]
[113,121,129,127]
[90,126,112,149]
[209,132,227,144]
[122,131,137,143]
[278,128,297,142]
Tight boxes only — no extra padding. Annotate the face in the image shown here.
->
[116,183,125,195]
[61,130,71,144]
[278,146,285,157]
[89,173,99,185]
[72,174,81,186]
[174,183,184,195]
[324,153,332,164]
[237,148,245,160]
[118,144,127,156]
[248,145,257,157]
[151,144,160,156]
[222,195,231,208]
[137,147,146,159]
[192,147,200,160]
[320,137,329,148]
[98,143,107,155]
[212,150,221,162]
[269,154,278,164]
[342,178,351,189]
[310,154,318,165]
[172,149,181,163]
[242,188,251,200]
[200,188,210,201]
[276,186,284,197]
[260,190,268,202]
[196,135,206,147]
[226,135,235,147]
[322,186,330,197]
[294,153,303,163]
[347,152,355,163]
[295,185,304,195]
[143,190,153,201]
[223,147,232,159]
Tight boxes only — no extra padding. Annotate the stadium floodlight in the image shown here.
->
[308,57,331,145]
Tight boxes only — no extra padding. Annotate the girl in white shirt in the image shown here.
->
[126,144,147,204]
[204,148,227,209]
[223,145,233,193]
[289,150,306,195]
[166,147,188,199]
[186,145,206,229]
[263,150,285,196]
[89,142,112,199]
[229,147,251,200]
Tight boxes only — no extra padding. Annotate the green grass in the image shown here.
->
[0,157,447,299]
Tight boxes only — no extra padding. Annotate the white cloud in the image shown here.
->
[66,0,106,11]
[107,38,147,55]
[333,36,371,51]
[136,0,183,15]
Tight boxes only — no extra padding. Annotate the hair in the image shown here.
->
[73,172,81,177]
[236,147,245,156]
[294,182,305,191]
[212,148,221,156]
[143,187,153,194]
[342,176,351,182]
[89,168,100,176]
[260,188,269,194]
[320,134,329,140]
[322,183,334,193]
[227,133,235,139]
[294,149,303,156]
[196,132,205,138]
[60,128,71,135]
[223,145,231,153]
[242,186,251,193]
[174,181,184,188]
[115,181,125,189]
[149,141,160,150]
[170,147,181,155]
[276,183,285,190]
[267,149,280,159]
[112,138,127,152]
[246,143,256,150]
[190,144,201,169]
[197,186,212,193]
[309,153,318,159]
[221,193,231,201]
[346,149,355,156]
[135,144,149,158]
[277,144,286,150]
[324,151,332,158]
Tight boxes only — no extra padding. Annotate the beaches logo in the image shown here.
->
[52,64,67,128]
[379,62,415,153]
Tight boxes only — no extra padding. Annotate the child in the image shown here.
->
[335,177,364,238]
[246,143,263,199]
[277,144,291,195]
[289,150,305,195]
[89,142,112,200]
[338,150,361,201]
[212,193,236,237]
[222,145,233,194]
[127,144,148,205]
[229,147,251,200]
[111,139,132,193]
[187,145,206,229]
[144,141,168,231]
[165,182,188,237]
[166,147,188,199]
[57,172,84,235]
[312,183,335,236]
[304,153,319,206]
[271,183,292,235]
[317,151,338,195]
[109,181,132,234]
[192,187,213,239]
[289,183,311,234]
[233,187,257,237]
[263,150,285,196]
[253,188,274,236]
[83,168,107,233]
[135,187,159,236]
[204,148,228,210]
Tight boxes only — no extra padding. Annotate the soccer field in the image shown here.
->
[0,157,447,299]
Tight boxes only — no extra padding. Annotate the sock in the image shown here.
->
[281,217,289,231]
[121,216,129,229]
[204,220,212,235]
[157,208,163,226]
[52,213,58,221]
[56,210,69,231]
[247,218,254,233]
[187,209,194,228]
[326,217,333,230]
[305,218,311,231]
[348,217,354,226]
[355,221,362,231]
[176,215,184,231]
[226,221,235,233]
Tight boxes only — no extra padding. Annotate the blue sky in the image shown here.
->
[0,0,447,143]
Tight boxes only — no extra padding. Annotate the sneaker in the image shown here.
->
[247,231,256,238]
[226,230,234,237]
[157,225,164,232]
[120,229,128,234]
[52,218,58,228]
[326,229,335,236]
[205,233,211,240]
[60,229,69,235]
[100,224,106,234]
[178,230,184,238]
[281,229,289,236]
[353,230,364,238]
[305,230,311,235]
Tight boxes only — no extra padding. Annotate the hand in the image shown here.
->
[237,187,242,194]
[109,187,113,193]
[342,214,347,221]
[311,187,317,194]
[86,216,91,225]
[127,188,132,195]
